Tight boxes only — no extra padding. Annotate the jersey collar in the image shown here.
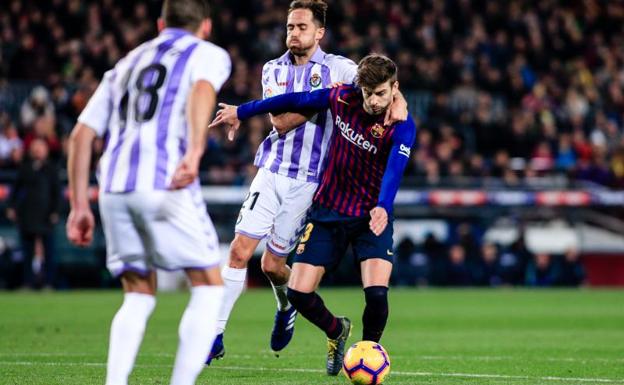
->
[280,46,326,65]
[160,27,193,37]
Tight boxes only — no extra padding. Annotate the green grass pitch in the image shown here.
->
[0,289,623,384]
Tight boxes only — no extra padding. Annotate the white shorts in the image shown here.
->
[99,187,220,277]
[235,168,317,256]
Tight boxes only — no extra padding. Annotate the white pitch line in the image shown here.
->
[414,355,624,364]
[2,352,622,364]
[0,361,623,383]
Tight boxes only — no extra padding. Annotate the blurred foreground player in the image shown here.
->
[66,1,230,384]
[211,54,415,375]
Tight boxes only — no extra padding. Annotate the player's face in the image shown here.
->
[362,81,398,115]
[286,9,324,57]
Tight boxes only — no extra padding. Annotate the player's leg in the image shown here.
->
[286,262,330,332]
[100,193,157,385]
[170,267,223,385]
[354,219,394,343]
[217,233,261,335]
[261,249,290,309]
[264,175,317,351]
[286,222,351,375]
[360,258,392,342]
[140,187,224,384]
[203,232,259,364]
[216,169,278,340]
[107,271,157,385]
[260,248,298,353]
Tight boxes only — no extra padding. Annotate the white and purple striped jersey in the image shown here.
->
[78,28,231,193]
[255,48,357,183]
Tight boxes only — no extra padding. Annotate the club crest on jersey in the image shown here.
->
[264,87,273,98]
[309,73,322,88]
[370,123,386,138]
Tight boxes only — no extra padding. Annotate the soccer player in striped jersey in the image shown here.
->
[210,54,416,376]
[209,0,407,363]
[66,1,230,384]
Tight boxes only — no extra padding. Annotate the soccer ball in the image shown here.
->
[342,341,391,385]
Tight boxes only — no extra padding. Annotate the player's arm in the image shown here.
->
[209,88,332,136]
[170,80,216,189]
[269,111,316,135]
[370,113,417,236]
[67,122,97,246]
[384,89,408,126]
[66,71,113,246]
[260,60,313,135]
[268,80,350,133]
[172,45,231,187]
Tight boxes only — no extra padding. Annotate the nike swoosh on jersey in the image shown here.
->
[337,96,349,105]
[387,250,393,256]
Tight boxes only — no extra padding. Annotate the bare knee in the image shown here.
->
[261,251,285,275]
[229,234,259,268]
[121,271,156,295]
[186,266,223,286]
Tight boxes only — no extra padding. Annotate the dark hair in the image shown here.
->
[288,0,328,27]
[356,54,398,89]
[162,0,210,31]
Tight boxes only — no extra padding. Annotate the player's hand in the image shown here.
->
[384,93,408,126]
[66,207,95,247]
[209,103,241,141]
[170,152,201,189]
[328,81,343,88]
[369,206,388,236]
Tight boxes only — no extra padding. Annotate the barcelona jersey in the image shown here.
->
[237,84,416,217]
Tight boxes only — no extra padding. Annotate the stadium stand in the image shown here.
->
[2,0,624,288]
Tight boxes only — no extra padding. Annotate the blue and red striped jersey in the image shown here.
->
[315,85,414,216]
[237,84,416,217]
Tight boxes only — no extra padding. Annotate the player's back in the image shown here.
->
[97,28,230,193]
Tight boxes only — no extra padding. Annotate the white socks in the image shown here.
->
[271,282,291,311]
[105,292,156,385]
[216,266,247,334]
[171,285,224,385]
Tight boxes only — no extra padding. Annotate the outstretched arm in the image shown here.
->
[210,88,332,138]
[270,111,317,135]
[270,82,346,134]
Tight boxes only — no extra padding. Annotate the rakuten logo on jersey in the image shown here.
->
[335,115,378,154]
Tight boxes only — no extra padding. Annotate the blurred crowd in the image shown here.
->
[2,0,624,187]
[392,224,586,287]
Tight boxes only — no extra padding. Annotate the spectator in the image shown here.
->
[472,242,502,287]
[446,244,472,286]
[526,253,557,287]
[423,233,446,285]
[0,116,23,168]
[7,138,60,289]
[20,86,55,130]
[556,248,586,286]
[3,1,624,186]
